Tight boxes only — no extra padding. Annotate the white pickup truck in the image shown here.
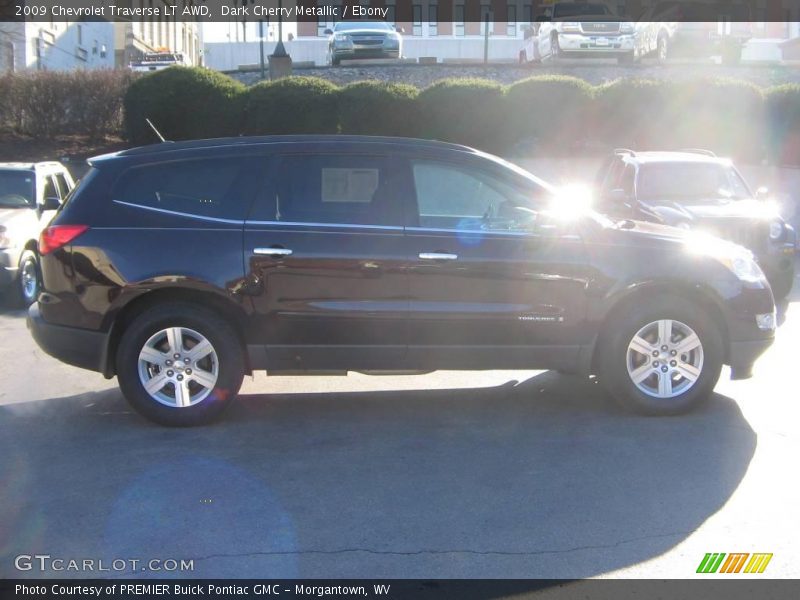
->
[0,162,74,305]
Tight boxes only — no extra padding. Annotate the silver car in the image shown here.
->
[326,21,402,66]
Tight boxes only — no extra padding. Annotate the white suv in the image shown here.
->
[0,162,74,305]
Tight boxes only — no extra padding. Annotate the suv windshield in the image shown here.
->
[637,162,752,202]
[334,21,393,32]
[0,170,35,208]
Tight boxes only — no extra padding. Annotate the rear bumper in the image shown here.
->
[728,337,773,380]
[27,303,109,374]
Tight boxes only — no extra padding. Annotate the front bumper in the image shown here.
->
[0,248,19,287]
[728,338,773,380]
[332,46,400,61]
[27,303,110,374]
[557,33,636,54]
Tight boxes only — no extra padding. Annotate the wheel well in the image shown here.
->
[24,240,37,253]
[104,288,251,378]
[590,284,730,374]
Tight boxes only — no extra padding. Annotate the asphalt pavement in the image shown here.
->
[0,286,798,579]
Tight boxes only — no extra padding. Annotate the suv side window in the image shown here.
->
[252,154,403,227]
[620,164,636,196]
[114,158,248,220]
[54,173,71,199]
[42,175,59,201]
[410,161,535,231]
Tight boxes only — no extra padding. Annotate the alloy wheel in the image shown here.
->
[626,319,704,399]
[137,327,219,408]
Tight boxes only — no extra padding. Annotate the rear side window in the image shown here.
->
[114,158,247,220]
[252,154,403,227]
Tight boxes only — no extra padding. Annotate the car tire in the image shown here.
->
[15,250,41,307]
[598,296,723,416]
[116,303,245,426]
[550,33,562,63]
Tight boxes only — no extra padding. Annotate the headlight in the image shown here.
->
[334,33,350,43]
[619,22,635,33]
[720,252,766,284]
[561,22,580,32]
[769,220,784,241]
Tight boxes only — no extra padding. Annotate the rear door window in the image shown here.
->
[114,158,252,221]
[250,154,403,227]
[42,176,59,202]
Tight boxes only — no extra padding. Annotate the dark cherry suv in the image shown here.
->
[28,136,776,425]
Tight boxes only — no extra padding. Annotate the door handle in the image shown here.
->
[419,252,458,261]
[254,247,293,257]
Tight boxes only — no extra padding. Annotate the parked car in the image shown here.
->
[0,162,74,305]
[28,136,775,425]
[325,21,402,66]
[640,1,752,64]
[595,149,796,299]
[524,1,668,64]
[129,51,189,72]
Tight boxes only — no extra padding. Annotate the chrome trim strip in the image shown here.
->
[112,200,245,225]
[245,220,403,231]
[407,226,581,240]
[419,252,458,261]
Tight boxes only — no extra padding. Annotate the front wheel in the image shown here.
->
[116,303,245,426]
[599,298,723,415]
[16,250,41,307]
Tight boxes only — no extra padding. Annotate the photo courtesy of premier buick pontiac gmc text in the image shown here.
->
[27,136,776,426]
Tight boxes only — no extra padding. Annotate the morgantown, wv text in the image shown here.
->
[15,583,393,598]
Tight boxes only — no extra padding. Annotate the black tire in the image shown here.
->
[116,303,245,426]
[15,250,41,307]
[598,296,723,416]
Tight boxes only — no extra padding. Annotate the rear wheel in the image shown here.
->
[15,250,40,307]
[116,303,245,426]
[599,297,723,415]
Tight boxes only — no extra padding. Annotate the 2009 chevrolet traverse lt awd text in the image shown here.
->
[28,136,776,426]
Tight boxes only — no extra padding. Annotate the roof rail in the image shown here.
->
[613,148,636,156]
[678,148,716,157]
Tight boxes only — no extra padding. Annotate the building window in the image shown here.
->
[429,3,438,36]
[92,39,98,54]
[77,24,83,46]
[507,4,517,36]
[455,4,465,36]
[412,4,423,36]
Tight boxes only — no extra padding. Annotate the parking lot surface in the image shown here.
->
[1,285,799,579]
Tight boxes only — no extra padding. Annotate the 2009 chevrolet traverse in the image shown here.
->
[28,136,776,425]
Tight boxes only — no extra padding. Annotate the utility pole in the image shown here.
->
[259,19,266,79]
[483,12,490,64]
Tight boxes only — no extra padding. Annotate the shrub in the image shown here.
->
[504,75,594,152]
[593,77,764,160]
[242,76,339,135]
[764,84,800,166]
[124,67,245,144]
[416,78,506,152]
[337,81,419,137]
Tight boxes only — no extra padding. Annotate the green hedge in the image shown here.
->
[337,81,419,137]
[124,67,245,144]
[765,84,800,166]
[242,76,339,135]
[118,69,800,167]
[416,78,506,152]
[505,75,594,152]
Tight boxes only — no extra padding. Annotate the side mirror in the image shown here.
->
[756,186,769,199]
[324,28,333,35]
[41,196,60,211]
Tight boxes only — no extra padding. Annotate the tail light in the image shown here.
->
[39,225,89,255]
